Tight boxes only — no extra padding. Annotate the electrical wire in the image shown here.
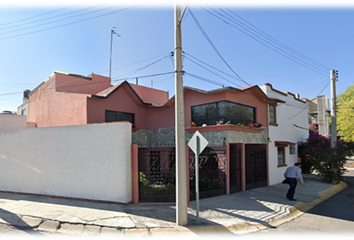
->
[288,81,330,120]
[114,54,171,79]
[220,6,331,72]
[183,53,243,88]
[188,8,251,86]
[0,5,139,41]
[112,72,175,82]
[0,5,100,32]
[0,5,76,27]
[202,6,329,77]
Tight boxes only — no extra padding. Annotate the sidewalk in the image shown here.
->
[0,173,348,237]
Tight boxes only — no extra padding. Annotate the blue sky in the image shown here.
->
[1,1,354,112]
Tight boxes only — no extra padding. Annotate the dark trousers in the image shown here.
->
[286,178,297,199]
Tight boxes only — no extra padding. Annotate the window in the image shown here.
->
[277,147,285,166]
[269,105,277,125]
[289,144,296,155]
[21,109,27,116]
[191,101,256,127]
[105,110,135,124]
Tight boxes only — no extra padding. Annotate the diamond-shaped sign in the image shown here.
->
[188,131,208,156]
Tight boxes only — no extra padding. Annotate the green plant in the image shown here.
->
[298,130,352,183]
[139,171,149,186]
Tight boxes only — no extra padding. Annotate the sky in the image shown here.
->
[1,1,354,113]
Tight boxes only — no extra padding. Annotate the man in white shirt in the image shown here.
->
[283,162,304,201]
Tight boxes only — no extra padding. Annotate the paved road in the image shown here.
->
[245,169,354,237]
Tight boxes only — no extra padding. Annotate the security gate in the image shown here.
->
[245,145,267,190]
[229,144,242,193]
[189,147,226,200]
[138,148,176,202]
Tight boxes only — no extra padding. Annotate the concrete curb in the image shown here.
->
[234,181,348,233]
[1,181,348,236]
[205,180,349,235]
[122,181,349,236]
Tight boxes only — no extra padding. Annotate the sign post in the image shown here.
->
[188,131,208,222]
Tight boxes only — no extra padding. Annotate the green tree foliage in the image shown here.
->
[337,84,354,142]
[298,130,353,183]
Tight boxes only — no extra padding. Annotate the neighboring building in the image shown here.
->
[0,111,35,131]
[260,83,309,185]
[27,71,169,128]
[19,71,308,203]
[304,95,330,137]
[17,89,30,119]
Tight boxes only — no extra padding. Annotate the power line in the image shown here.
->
[112,72,175,82]
[288,81,330,120]
[184,54,243,88]
[114,54,171,79]
[202,6,329,77]
[188,8,251,86]
[0,5,98,32]
[221,7,332,72]
[0,6,76,27]
[0,5,139,41]
[184,72,225,87]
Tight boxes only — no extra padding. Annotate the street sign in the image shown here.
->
[188,131,208,222]
[188,131,208,156]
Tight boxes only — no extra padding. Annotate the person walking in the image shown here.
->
[283,162,304,201]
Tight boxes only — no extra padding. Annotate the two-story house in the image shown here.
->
[21,71,307,203]
[260,83,309,185]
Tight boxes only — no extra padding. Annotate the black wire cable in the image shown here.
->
[0,5,100,32]
[188,8,251,86]
[288,81,330,120]
[115,54,171,79]
[112,72,175,82]
[0,5,139,41]
[0,5,76,27]
[184,55,243,88]
[202,6,329,77]
[0,6,115,36]
[184,52,244,84]
[221,7,332,72]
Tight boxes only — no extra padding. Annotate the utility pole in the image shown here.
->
[175,3,188,226]
[109,28,121,80]
[330,69,338,148]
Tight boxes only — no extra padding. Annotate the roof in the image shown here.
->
[91,80,151,106]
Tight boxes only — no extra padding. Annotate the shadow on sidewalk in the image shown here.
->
[0,208,44,236]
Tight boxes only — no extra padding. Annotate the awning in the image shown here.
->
[275,141,296,147]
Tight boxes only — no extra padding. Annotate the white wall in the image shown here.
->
[0,114,28,131]
[0,122,132,203]
[260,85,309,185]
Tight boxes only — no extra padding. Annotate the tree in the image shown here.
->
[337,84,354,142]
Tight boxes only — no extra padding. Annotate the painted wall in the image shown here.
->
[0,114,30,131]
[0,122,132,203]
[260,84,309,185]
[28,74,90,128]
[55,72,111,95]
[87,84,149,129]
[141,87,270,130]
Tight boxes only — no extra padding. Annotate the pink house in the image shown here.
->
[27,71,276,203]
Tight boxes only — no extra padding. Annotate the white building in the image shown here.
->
[260,83,309,185]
